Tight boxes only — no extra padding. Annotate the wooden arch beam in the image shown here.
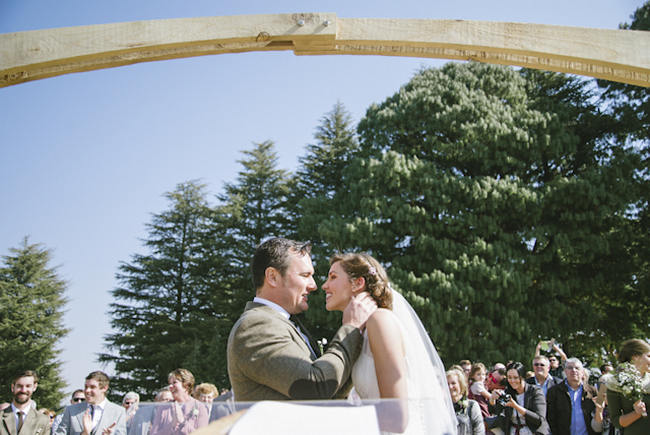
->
[1,13,649,88]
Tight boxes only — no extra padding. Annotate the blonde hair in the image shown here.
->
[446,369,468,397]
[329,253,393,309]
[168,368,195,393]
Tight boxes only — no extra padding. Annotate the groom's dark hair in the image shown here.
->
[251,237,312,290]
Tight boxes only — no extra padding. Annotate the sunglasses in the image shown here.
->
[72,398,85,403]
[533,363,547,367]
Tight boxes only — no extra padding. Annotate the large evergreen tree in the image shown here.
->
[594,0,650,359]
[0,238,68,408]
[100,181,226,398]
[215,140,294,321]
[291,102,360,340]
[319,62,642,364]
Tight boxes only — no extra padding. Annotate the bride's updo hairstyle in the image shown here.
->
[329,252,393,310]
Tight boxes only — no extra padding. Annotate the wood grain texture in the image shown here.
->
[1,13,648,88]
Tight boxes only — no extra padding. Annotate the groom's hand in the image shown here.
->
[342,293,377,331]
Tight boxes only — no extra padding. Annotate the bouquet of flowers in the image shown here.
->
[605,362,649,417]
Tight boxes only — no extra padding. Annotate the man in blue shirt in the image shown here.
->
[546,358,602,435]
[527,355,562,396]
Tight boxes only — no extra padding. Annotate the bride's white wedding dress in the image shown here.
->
[351,290,458,435]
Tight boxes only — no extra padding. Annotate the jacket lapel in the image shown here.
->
[76,404,89,432]
[19,409,38,435]
[2,409,17,435]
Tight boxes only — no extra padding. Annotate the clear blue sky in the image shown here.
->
[0,0,644,401]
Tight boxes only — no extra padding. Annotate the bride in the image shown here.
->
[322,252,457,435]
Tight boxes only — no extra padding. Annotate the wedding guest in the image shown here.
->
[546,357,602,435]
[460,360,473,381]
[468,363,491,419]
[0,371,50,435]
[526,355,562,397]
[489,361,549,434]
[51,390,84,434]
[38,408,56,429]
[600,364,614,376]
[122,392,139,431]
[486,367,507,393]
[154,388,173,403]
[149,369,209,435]
[605,339,650,435]
[126,388,172,435]
[193,383,218,405]
[448,369,485,435]
[55,370,126,435]
[193,383,219,419]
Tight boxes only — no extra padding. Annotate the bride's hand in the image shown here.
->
[342,293,377,331]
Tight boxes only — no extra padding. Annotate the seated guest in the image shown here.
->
[526,355,562,397]
[447,369,485,435]
[546,357,602,435]
[489,361,549,434]
[149,369,209,435]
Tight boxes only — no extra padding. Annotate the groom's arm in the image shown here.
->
[229,310,362,400]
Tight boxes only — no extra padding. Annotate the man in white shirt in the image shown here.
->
[0,370,50,435]
[55,371,126,435]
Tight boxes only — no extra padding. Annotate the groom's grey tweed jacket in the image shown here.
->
[227,302,363,401]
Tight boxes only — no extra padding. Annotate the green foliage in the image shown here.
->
[216,140,294,320]
[100,181,227,399]
[318,62,645,365]
[292,102,361,340]
[102,142,294,398]
[0,238,68,408]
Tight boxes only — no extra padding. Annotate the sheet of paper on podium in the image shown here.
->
[228,401,380,435]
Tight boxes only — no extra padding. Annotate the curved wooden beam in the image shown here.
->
[1,13,649,88]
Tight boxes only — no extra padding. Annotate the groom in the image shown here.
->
[227,237,376,401]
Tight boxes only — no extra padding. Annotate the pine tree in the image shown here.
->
[291,102,360,340]
[0,238,68,408]
[319,62,643,363]
[100,181,226,398]
[593,0,650,358]
[216,140,294,321]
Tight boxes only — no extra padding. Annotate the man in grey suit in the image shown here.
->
[55,371,126,435]
[227,238,376,401]
[0,370,50,435]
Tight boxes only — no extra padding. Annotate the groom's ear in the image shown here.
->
[265,267,280,287]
